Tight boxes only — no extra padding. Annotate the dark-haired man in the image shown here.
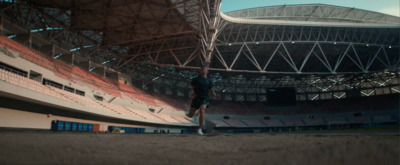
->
[186,66,220,135]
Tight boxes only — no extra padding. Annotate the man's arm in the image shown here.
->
[190,86,197,99]
[209,89,221,99]
[186,86,197,105]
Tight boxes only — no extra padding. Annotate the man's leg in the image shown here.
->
[186,107,198,118]
[198,104,207,129]
[196,104,206,135]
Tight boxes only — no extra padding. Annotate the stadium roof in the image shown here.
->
[1,1,398,74]
[0,0,220,70]
[224,4,400,25]
[0,1,399,78]
[1,1,399,99]
[221,5,400,28]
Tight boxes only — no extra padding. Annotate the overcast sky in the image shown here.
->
[220,0,400,16]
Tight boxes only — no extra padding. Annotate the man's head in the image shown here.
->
[199,66,208,77]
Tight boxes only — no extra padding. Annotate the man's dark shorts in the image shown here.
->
[190,96,209,109]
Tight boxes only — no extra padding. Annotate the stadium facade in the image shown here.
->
[0,0,398,132]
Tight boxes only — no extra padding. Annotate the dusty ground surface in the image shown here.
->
[0,131,399,165]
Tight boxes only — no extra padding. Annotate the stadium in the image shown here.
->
[0,0,399,164]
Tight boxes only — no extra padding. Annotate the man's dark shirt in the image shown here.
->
[191,76,213,98]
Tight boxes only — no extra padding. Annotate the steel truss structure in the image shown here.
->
[132,65,399,101]
[0,0,221,68]
[213,25,399,73]
[0,1,399,101]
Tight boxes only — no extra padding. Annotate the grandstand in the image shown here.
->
[0,0,399,134]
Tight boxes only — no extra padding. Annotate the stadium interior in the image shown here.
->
[0,0,399,134]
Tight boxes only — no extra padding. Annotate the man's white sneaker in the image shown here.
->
[197,128,203,135]
[184,114,192,121]
[185,113,191,118]
[194,110,199,117]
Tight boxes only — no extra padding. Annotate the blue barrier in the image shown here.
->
[83,123,88,131]
[122,127,128,133]
[52,121,147,133]
[107,126,145,133]
[88,124,93,132]
[136,128,145,133]
[126,127,134,133]
[108,126,116,132]
[71,123,78,131]
[57,121,65,131]
[181,129,197,134]
[64,122,71,131]
[78,123,84,131]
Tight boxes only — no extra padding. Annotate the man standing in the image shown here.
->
[186,66,220,135]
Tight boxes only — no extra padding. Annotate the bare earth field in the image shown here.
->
[0,131,399,165]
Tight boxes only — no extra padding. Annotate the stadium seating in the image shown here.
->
[224,102,249,115]
[222,119,249,127]
[3,65,398,130]
[153,113,189,123]
[281,119,305,126]
[207,120,231,127]
[246,103,276,115]
[240,120,266,127]
[171,116,193,124]
[46,86,110,111]
[0,36,124,97]
[347,115,372,124]
[0,36,55,71]
[302,118,326,126]
[1,68,52,95]
[373,115,397,124]
[154,93,187,111]
[0,67,194,125]
[1,35,399,130]
[205,101,249,115]
[119,83,158,106]
[324,117,349,129]
[125,108,165,122]
[260,119,285,127]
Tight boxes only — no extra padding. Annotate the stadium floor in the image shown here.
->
[0,131,398,165]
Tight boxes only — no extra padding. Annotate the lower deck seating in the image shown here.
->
[260,119,285,127]
[0,68,192,125]
[241,120,266,127]
[302,118,326,126]
[154,94,187,111]
[347,116,372,124]
[1,35,398,127]
[119,83,158,106]
[222,119,248,127]
[0,36,55,72]
[373,115,397,123]
[208,120,231,127]
[281,119,305,126]
[324,117,348,124]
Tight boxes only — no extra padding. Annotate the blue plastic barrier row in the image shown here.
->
[51,120,93,132]
[108,126,145,133]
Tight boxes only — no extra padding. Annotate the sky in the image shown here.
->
[220,0,400,17]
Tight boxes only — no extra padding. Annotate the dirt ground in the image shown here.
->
[0,131,398,165]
